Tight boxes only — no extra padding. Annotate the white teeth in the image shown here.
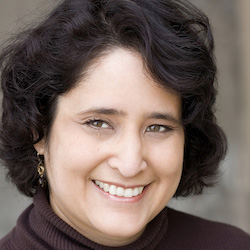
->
[133,187,139,196]
[124,188,133,198]
[94,180,144,198]
[104,183,109,192]
[116,187,124,196]
[109,185,116,195]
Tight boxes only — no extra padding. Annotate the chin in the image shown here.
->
[97,218,147,241]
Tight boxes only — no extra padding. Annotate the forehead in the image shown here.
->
[58,48,182,120]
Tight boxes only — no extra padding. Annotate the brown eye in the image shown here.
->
[93,120,104,127]
[147,125,161,132]
[146,125,172,133]
[86,119,110,128]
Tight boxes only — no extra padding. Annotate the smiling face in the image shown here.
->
[35,48,185,247]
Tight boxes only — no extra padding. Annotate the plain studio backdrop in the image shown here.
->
[0,0,249,238]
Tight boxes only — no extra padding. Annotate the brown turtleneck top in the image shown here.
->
[1,188,250,249]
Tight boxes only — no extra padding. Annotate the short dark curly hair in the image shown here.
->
[0,0,227,197]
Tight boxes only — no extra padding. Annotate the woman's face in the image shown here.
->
[35,48,185,247]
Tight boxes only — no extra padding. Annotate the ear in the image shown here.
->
[34,138,46,155]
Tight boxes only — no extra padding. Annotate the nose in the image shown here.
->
[107,131,147,177]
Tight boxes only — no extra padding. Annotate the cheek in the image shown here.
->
[44,131,102,182]
[150,137,184,176]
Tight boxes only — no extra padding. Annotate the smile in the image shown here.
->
[94,180,145,198]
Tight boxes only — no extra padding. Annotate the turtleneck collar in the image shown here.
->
[20,187,169,249]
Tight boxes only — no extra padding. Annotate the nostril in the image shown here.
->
[141,160,148,171]
[107,156,147,177]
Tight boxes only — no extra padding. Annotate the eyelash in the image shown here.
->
[85,119,173,133]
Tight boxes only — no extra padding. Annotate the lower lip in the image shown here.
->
[93,182,149,203]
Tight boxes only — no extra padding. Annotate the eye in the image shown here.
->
[85,119,111,129]
[146,124,172,133]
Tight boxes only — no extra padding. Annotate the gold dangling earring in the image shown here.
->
[37,153,46,187]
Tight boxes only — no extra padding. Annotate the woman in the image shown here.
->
[0,0,249,249]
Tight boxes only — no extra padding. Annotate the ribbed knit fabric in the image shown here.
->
[1,187,250,249]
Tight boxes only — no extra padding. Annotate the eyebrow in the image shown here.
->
[77,108,125,116]
[77,108,181,125]
[145,112,181,125]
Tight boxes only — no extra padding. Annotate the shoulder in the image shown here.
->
[0,228,17,250]
[0,204,34,250]
[161,207,250,250]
